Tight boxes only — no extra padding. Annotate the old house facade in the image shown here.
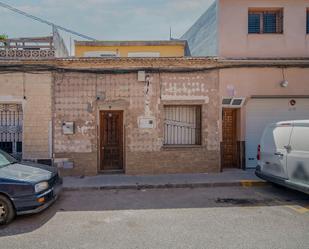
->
[53,58,220,176]
[1,58,309,176]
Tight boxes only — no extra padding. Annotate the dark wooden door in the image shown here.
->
[222,109,238,168]
[100,111,123,171]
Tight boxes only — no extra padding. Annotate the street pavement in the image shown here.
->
[0,185,308,249]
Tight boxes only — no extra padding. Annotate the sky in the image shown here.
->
[0,0,213,51]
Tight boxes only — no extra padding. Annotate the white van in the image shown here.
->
[255,120,309,194]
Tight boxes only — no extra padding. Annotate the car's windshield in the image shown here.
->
[0,150,18,168]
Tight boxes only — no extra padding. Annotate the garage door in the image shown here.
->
[245,98,309,168]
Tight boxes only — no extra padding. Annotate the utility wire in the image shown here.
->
[0,1,97,41]
[0,63,308,75]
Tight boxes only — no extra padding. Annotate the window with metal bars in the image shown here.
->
[248,9,283,34]
[0,104,23,159]
[164,106,201,146]
[307,9,309,34]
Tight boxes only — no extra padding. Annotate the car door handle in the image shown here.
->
[274,152,284,156]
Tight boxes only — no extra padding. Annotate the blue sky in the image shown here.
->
[0,0,213,45]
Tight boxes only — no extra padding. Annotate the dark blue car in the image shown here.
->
[0,149,62,225]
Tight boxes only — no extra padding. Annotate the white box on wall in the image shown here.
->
[137,71,146,82]
[138,116,155,129]
[62,122,74,135]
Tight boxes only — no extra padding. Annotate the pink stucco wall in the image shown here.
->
[218,0,309,58]
[219,67,309,140]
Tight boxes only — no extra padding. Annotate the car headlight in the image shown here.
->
[35,181,49,193]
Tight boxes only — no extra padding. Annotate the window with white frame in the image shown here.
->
[164,106,201,146]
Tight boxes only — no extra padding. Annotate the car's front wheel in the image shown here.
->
[0,195,15,225]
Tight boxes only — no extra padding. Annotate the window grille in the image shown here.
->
[164,106,201,146]
[263,13,277,33]
[0,104,23,158]
[248,9,283,34]
[248,13,261,34]
[307,9,309,34]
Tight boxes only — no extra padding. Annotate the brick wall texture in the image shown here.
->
[54,70,220,176]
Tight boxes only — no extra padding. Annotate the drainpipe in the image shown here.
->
[51,72,55,166]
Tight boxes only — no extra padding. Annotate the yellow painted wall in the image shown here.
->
[75,45,185,57]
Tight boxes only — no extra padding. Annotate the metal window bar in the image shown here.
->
[263,13,277,33]
[248,13,261,34]
[0,104,23,158]
[307,10,309,34]
[248,10,283,34]
[164,106,201,145]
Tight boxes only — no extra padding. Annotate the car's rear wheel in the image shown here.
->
[0,195,15,225]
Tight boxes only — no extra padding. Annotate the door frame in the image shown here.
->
[98,110,125,173]
[221,108,240,169]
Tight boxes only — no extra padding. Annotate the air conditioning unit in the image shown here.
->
[222,97,246,108]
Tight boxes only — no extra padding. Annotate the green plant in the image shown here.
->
[0,34,8,46]
[0,34,8,40]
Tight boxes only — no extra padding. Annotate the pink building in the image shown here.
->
[183,0,309,58]
[183,0,309,170]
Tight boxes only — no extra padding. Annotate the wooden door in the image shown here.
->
[100,111,124,171]
[222,109,238,168]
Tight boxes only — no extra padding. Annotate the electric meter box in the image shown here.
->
[62,121,75,135]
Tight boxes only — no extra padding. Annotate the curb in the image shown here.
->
[63,180,268,191]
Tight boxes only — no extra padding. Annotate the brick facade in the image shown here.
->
[53,69,220,176]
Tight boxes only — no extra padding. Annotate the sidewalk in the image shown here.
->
[63,168,267,191]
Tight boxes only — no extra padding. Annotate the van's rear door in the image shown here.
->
[286,125,309,186]
[260,123,293,179]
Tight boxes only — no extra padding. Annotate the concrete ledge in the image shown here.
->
[62,169,268,191]
[63,180,268,191]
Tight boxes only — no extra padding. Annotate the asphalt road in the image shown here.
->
[0,185,308,249]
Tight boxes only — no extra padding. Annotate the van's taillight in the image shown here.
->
[257,144,261,161]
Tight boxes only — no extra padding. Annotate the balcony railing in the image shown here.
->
[0,49,55,59]
[0,36,57,59]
